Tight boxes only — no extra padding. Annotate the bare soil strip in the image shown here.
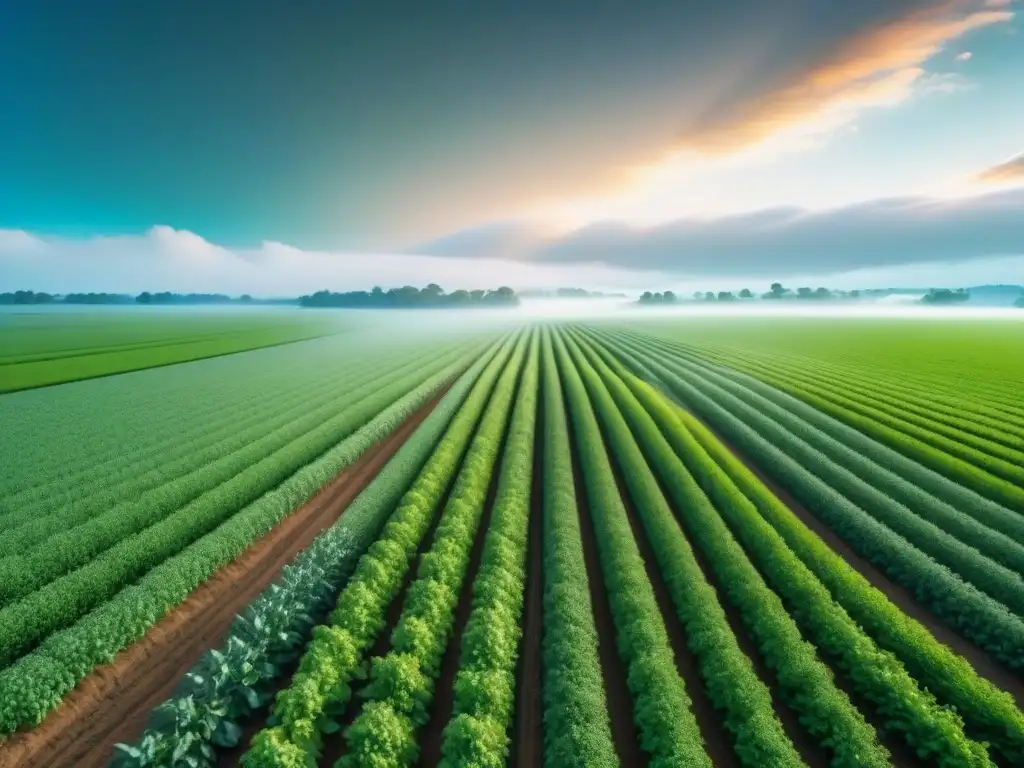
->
[686,410,1024,707]
[416,423,510,767]
[566,421,647,767]
[0,390,444,768]
[511,393,544,768]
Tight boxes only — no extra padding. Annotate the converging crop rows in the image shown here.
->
[0,316,1022,767]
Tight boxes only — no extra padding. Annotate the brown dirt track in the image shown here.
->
[0,391,444,768]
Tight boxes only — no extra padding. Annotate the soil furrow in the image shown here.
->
[566,412,646,767]
[684,409,1024,707]
[511,390,544,768]
[0,389,444,768]
[415,417,511,767]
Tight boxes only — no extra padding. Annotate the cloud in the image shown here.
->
[955,50,974,59]
[976,153,1024,183]
[519,188,1024,277]
[669,1,1011,156]
[0,226,664,296]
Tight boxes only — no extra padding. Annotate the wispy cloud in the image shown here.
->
[956,50,974,59]
[671,1,1010,156]
[976,153,1024,183]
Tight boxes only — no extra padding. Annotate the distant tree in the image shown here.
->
[239,294,253,303]
[739,288,753,299]
[704,291,716,301]
[921,288,970,305]
[1015,295,1024,309]
[764,283,788,300]
[717,291,736,301]
[0,290,56,305]
[693,291,703,301]
[422,283,445,299]
[663,290,677,304]
[298,283,516,309]
[849,289,861,299]
[814,287,832,300]
[639,291,654,304]
[136,292,152,304]
[797,287,813,299]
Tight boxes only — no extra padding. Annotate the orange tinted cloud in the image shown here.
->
[976,154,1024,182]
[675,1,1012,154]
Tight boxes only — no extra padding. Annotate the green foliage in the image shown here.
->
[562,333,802,768]
[576,332,992,767]
[553,331,712,768]
[0,311,332,392]
[599,329,1024,670]
[339,334,530,767]
[241,333,524,767]
[536,328,618,768]
[438,329,540,767]
[0,344,488,738]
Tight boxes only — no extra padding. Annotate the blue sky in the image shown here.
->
[1,0,1022,293]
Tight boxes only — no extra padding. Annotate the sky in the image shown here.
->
[1,0,1022,295]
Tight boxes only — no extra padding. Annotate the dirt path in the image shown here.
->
[0,390,445,768]
[567,421,646,767]
[511,393,544,768]
[685,410,1024,708]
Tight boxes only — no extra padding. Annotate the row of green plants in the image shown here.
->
[337,335,530,766]
[573,332,891,767]
[561,334,803,767]
[0,348,472,607]
[687,341,1024,450]
[438,332,540,766]
[661,343,1024,547]
[0,343,427,523]
[627,334,1024,619]
[554,331,712,767]
[643,343,1024,593]
[0,351,478,663]
[717,348,1024,479]
[597,331,1024,671]
[0,341,462,531]
[661,339,1024,513]
[240,333,525,766]
[0,331,384,499]
[0,346,485,737]
[111,336,507,767]
[576,333,993,767]
[536,329,617,768]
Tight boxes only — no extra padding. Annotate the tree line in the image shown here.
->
[638,283,862,304]
[299,284,519,308]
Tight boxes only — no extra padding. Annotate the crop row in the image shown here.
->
[0,344,486,736]
[0,329,482,499]
[438,330,540,766]
[113,336,509,767]
[638,333,1024,510]
[624,338,1024,597]
[0,348,474,606]
[241,332,526,766]
[652,344,1024,548]
[536,329,617,768]
[0,340,462,525]
[561,333,802,767]
[574,331,992,767]
[592,328,1024,671]
[338,334,529,766]
[554,331,712,766]
[686,341,1024,446]
[573,331,892,767]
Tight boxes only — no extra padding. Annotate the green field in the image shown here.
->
[1,314,1022,768]
[0,309,334,391]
